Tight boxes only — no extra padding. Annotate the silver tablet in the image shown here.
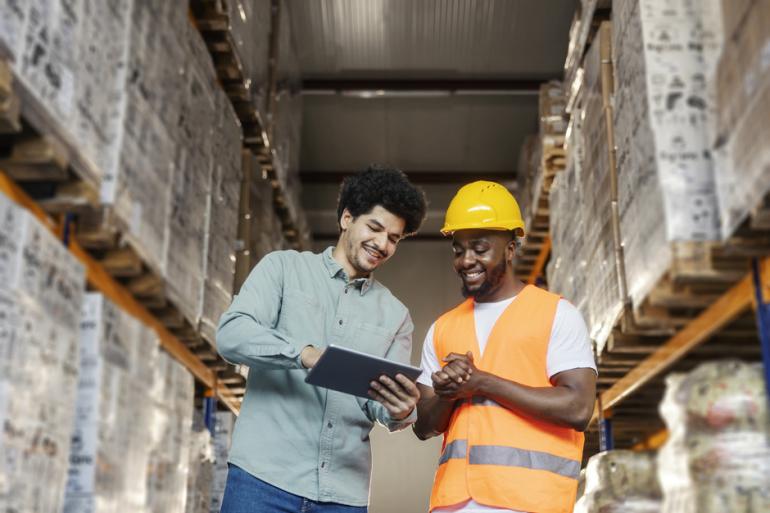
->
[305,344,422,398]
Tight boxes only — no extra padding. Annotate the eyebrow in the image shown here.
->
[369,219,403,239]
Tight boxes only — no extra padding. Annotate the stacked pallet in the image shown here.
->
[0,193,85,512]
[0,1,246,336]
[612,0,723,309]
[515,82,567,281]
[548,23,620,350]
[185,420,215,513]
[657,360,769,512]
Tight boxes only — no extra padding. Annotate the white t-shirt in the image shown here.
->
[419,295,596,513]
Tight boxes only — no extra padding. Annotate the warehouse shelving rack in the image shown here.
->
[523,7,770,456]
[0,170,241,414]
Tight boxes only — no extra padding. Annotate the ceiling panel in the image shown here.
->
[289,0,578,79]
[300,94,538,173]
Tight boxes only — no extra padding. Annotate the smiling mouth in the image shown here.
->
[363,245,384,261]
[462,269,485,282]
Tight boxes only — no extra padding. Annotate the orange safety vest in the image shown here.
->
[429,285,584,513]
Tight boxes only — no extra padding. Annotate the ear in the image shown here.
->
[506,238,517,262]
[339,208,354,232]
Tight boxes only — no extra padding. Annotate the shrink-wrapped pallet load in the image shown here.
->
[658,360,770,513]
[574,450,662,513]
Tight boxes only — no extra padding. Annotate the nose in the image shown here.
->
[460,250,475,268]
[373,232,389,254]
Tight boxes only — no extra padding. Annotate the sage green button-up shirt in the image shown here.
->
[216,247,416,506]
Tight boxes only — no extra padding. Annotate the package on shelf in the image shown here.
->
[225,0,272,119]
[658,360,770,513]
[0,196,83,512]
[0,0,28,61]
[145,352,195,513]
[0,290,81,513]
[200,89,243,343]
[12,0,81,131]
[612,0,721,307]
[164,21,220,327]
[515,135,539,228]
[574,22,621,352]
[563,0,601,111]
[72,0,132,187]
[250,174,284,261]
[574,450,662,513]
[713,0,770,238]
[539,81,567,143]
[210,411,236,513]
[185,420,215,513]
[64,293,141,513]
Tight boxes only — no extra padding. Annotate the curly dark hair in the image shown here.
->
[336,165,427,236]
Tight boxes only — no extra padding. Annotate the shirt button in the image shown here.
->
[338,319,343,326]
[321,462,326,468]
[327,422,333,429]
[344,288,348,294]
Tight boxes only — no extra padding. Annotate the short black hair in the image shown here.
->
[337,165,427,236]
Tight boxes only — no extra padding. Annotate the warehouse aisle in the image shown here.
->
[1,1,769,513]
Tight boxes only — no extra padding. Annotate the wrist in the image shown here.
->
[474,371,493,396]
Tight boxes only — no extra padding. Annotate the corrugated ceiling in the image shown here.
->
[289,0,578,79]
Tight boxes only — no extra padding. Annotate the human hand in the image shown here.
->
[368,374,421,420]
[432,351,485,400]
[300,345,325,369]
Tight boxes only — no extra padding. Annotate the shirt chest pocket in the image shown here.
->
[348,321,395,359]
[277,289,323,341]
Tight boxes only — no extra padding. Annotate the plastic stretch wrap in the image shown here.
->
[224,0,271,119]
[548,113,589,318]
[612,0,722,308]
[714,0,770,237]
[186,418,215,513]
[200,89,243,343]
[549,23,620,353]
[574,450,662,513]
[210,412,236,513]
[165,20,219,326]
[0,195,84,513]
[64,293,140,513]
[658,360,770,513]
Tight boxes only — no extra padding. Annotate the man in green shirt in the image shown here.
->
[216,166,427,513]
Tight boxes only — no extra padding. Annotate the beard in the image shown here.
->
[461,258,507,299]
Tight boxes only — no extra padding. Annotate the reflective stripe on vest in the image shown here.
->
[438,439,467,465]
[438,440,580,480]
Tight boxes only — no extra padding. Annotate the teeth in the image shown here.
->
[465,271,482,278]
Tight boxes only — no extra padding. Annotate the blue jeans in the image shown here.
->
[220,464,368,513]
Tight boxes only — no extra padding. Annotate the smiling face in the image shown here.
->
[451,229,520,302]
[339,205,405,277]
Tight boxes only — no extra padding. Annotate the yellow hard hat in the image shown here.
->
[441,181,525,236]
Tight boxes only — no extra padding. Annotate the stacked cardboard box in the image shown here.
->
[0,194,85,513]
[210,411,236,512]
[64,293,142,513]
[612,0,722,307]
[658,360,770,512]
[574,450,662,513]
[185,419,215,513]
[200,89,243,343]
[562,22,621,353]
[713,0,770,237]
[225,0,272,121]
[145,352,195,513]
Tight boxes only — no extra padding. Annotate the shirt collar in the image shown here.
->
[322,247,374,295]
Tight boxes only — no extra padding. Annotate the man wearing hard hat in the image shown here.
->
[413,181,597,513]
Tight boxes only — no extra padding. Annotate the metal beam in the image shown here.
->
[599,257,769,412]
[300,170,516,185]
[302,78,543,95]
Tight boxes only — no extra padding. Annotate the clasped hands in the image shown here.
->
[432,351,486,400]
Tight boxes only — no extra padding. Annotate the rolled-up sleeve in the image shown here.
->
[363,311,418,431]
[216,252,306,370]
